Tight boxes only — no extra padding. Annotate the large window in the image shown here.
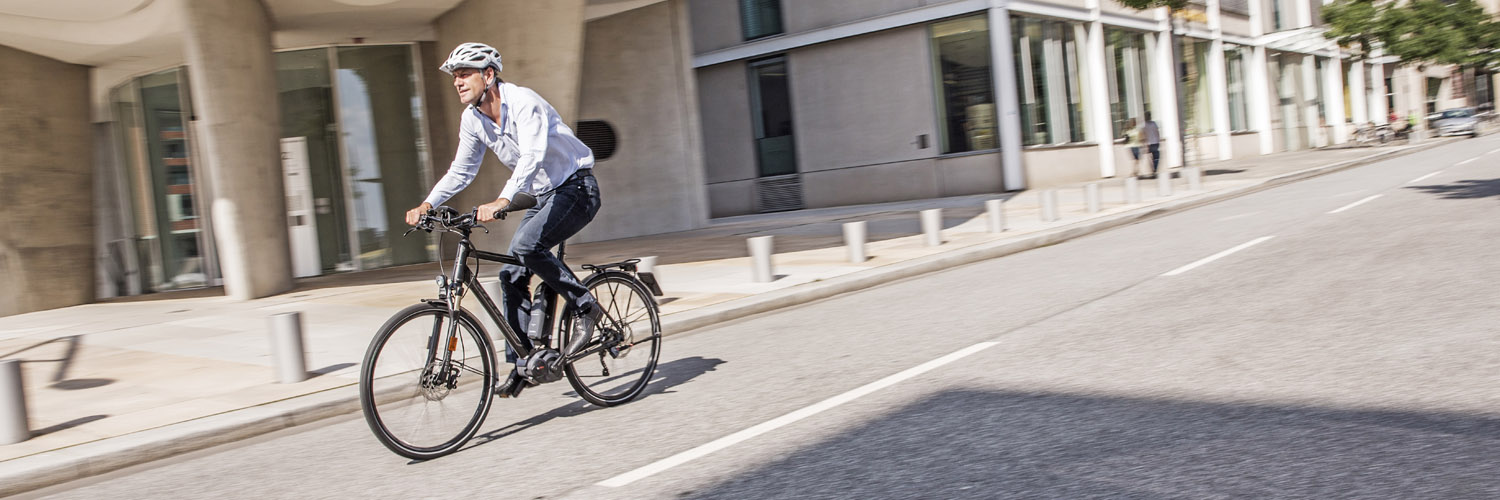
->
[111,68,212,292]
[1426,77,1443,114]
[1226,45,1250,131]
[1013,16,1088,146]
[931,15,996,154]
[749,56,797,178]
[1181,39,1215,136]
[740,0,782,40]
[1106,29,1154,139]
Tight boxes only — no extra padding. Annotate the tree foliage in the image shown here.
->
[1324,0,1500,68]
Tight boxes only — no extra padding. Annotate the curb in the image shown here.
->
[0,138,1457,496]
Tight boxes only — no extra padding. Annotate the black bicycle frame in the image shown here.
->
[447,237,536,363]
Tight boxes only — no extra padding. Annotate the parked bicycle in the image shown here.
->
[359,193,663,460]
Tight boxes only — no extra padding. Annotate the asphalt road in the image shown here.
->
[26,136,1500,499]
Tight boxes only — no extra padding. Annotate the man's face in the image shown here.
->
[453,68,486,105]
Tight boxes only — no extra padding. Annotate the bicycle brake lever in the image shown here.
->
[475,224,490,234]
[403,227,418,236]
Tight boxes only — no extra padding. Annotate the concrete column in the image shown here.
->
[1302,54,1322,148]
[1369,55,1388,123]
[989,7,1027,191]
[1325,53,1348,144]
[1249,46,1275,154]
[0,46,94,317]
[1208,39,1233,160]
[1297,0,1313,29]
[1348,59,1368,125]
[1151,30,1183,168]
[181,0,293,300]
[1086,20,1117,177]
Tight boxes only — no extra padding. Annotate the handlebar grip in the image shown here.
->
[493,211,506,220]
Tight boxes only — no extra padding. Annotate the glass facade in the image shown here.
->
[748,56,798,177]
[111,69,212,292]
[109,43,431,293]
[930,15,997,154]
[1181,39,1215,136]
[740,0,782,40]
[1106,28,1153,139]
[1013,16,1088,146]
[1226,45,1249,131]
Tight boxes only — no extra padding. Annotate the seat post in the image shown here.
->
[558,241,566,261]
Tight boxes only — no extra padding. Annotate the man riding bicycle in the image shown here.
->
[405,42,603,398]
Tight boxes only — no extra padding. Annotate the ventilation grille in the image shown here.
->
[575,120,617,161]
[757,174,803,213]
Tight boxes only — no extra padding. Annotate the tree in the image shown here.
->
[1324,0,1500,68]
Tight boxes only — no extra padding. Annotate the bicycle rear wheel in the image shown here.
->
[359,303,496,460]
[562,272,662,407]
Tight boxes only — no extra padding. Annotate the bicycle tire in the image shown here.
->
[359,302,496,460]
[562,271,662,407]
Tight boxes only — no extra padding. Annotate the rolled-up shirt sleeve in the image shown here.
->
[424,112,485,207]
[498,98,549,202]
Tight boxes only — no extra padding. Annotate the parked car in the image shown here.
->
[1432,107,1479,137]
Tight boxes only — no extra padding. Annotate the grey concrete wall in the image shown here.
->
[783,0,934,34]
[1221,13,1252,38]
[789,26,936,172]
[430,0,588,251]
[689,0,743,54]
[802,159,940,208]
[576,0,709,242]
[0,45,95,317]
[696,61,758,217]
[182,0,293,300]
[1230,132,1261,159]
[1022,146,1103,187]
[935,152,1006,196]
[1101,1,1156,16]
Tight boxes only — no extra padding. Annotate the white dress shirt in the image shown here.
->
[423,82,594,207]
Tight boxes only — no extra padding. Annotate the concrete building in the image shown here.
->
[689,0,1497,216]
[0,0,1495,316]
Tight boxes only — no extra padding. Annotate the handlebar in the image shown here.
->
[405,193,539,236]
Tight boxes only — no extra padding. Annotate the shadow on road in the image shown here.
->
[1406,178,1500,199]
[686,390,1500,499]
[453,356,725,458]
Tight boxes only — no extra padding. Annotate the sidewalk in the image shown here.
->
[0,138,1458,494]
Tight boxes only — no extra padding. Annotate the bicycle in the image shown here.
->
[358,194,663,460]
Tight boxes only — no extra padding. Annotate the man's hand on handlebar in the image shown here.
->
[477,197,511,223]
[406,202,433,226]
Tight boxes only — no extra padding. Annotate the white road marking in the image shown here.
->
[1407,171,1443,184]
[597,341,1001,488]
[1488,147,1500,155]
[1328,194,1383,214]
[1457,157,1478,166]
[1161,236,1275,277]
[1216,212,1261,222]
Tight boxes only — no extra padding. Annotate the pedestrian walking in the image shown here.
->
[1123,118,1145,177]
[1142,112,1161,177]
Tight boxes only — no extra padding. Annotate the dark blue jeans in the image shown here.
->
[499,170,601,363]
[1147,143,1161,173]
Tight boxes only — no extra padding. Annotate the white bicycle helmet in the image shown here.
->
[440,42,502,75]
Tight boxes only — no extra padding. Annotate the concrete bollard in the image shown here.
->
[1085,183,1102,213]
[920,209,943,246]
[1125,177,1142,204]
[0,359,29,445]
[748,236,775,282]
[1157,169,1173,197]
[1040,190,1060,222]
[269,312,308,384]
[985,199,1006,233]
[843,221,867,263]
[1185,167,1203,191]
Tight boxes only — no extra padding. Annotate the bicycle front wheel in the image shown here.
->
[359,303,496,460]
[562,272,662,407]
